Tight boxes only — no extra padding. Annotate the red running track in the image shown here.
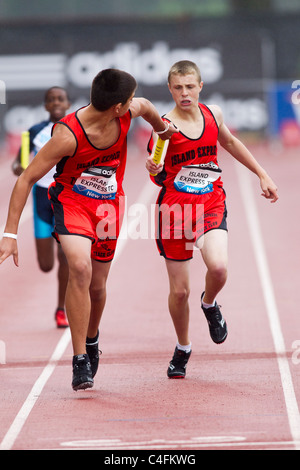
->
[0,139,299,451]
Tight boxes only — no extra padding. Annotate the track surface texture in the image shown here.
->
[0,138,299,452]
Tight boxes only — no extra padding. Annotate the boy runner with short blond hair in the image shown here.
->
[147,60,278,379]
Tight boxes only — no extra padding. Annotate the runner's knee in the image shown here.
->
[37,256,54,273]
[207,263,227,283]
[170,286,190,305]
[90,284,106,302]
[68,258,92,288]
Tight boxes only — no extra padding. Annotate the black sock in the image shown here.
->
[86,330,99,345]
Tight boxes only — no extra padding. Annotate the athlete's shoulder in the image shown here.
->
[50,120,78,157]
[52,110,79,138]
[203,104,223,127]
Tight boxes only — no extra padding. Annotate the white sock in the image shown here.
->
[202,299,216,309]
[177,342,192,353]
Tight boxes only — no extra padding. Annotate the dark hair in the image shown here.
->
[91,69,137,111]
[44,86,70,103]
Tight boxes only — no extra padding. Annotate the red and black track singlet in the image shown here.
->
[52,107,131,200]
[148,103,227,261]
[148,103,222,196]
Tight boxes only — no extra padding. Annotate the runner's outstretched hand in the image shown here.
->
[260,174,278,203]
[0,238,19,267]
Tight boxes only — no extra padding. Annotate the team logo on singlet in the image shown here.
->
[72,166,118,200]
[174,161,222,195]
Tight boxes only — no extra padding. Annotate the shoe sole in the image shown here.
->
[168,375,185,379]
[72,381,94,391]
[167,369,187,379]
[211,329,228,345]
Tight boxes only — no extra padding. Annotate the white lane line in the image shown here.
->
[0,328,71,451]
[60,435,247,450]
[0,182,156,450]
[235,162,300,448]
[59,437,299,450]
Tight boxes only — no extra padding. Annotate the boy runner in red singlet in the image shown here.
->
[0,69,177,391]
[147,61,278,379]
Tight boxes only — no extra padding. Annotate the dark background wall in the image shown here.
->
[1,7,300,150]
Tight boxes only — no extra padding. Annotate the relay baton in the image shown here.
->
[20,131,30,169]
[150,136,169,176]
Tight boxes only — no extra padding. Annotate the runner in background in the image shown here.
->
[11,87,70,328]
[147,60,278,379]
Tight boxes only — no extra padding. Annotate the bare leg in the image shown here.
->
[59,235,92,356]
[165,259,191,346]
[56,245,68,310]
[35,238,68,311]
[35,237,54,273]
[197,229,228,304]
[87,259,112,339]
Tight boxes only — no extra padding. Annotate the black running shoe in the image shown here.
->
[201,292,228,344]
[86,331,101,378]
[167,347,192,379]
[72,354,94,391]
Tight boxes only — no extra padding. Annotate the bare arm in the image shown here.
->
[210,105,278,203]
[130,98,177,140]
[0,125,76,266]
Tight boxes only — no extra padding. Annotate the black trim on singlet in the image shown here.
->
[200,103,220,137]
[162,105,206,141]
[48,183,71,238]
[156,186,167,259]
[51,121,78,157]
[75,108,124,151]
[52,121,79,180]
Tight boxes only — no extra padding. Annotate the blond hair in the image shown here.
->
[168,60,202,84]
